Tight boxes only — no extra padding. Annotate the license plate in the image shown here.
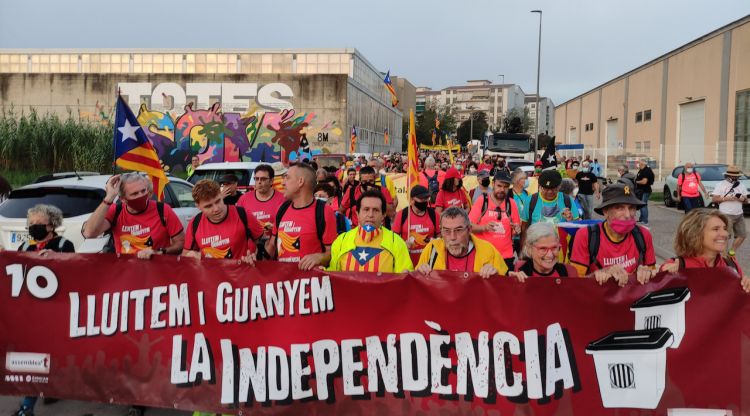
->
[10,231,30,244]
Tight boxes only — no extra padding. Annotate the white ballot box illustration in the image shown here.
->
[586,328,674,409]
[631,287,691,348]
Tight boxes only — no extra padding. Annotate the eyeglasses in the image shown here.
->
[442,227,468,236]
[533,244,561,255]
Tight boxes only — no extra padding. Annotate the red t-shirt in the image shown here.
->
[106,201,183,255]
[446,250,477,272]
[468,196,520,258]
[570,223,656,274]
[340,186,394,226]
[677,172,702,197]
[393,207,440,264]
[478,163,493,172]
[659,255,743,277]
[275,200,338,263]
[237,190,286,238]
[184,206,263,259]
[435,189,469,210]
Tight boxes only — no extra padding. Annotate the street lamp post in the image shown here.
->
[531,9,542,156]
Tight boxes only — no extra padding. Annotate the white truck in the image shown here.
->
[476,132,535,162]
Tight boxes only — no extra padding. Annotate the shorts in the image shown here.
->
[726,213,746,239]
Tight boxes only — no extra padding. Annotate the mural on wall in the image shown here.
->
[134,102,342,172]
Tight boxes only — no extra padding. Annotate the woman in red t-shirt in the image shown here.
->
[435,167,470,216]
[510,223,579,281]
[661,208,750,292]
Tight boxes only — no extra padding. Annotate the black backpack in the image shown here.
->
[579,223,647,274]
[398,207,438,237]
[102,201,166,253]
[423,171,440,203]
[275,199,328,256]
[527,193,572,224]
[480,193,512,218]
[189,205,253,251]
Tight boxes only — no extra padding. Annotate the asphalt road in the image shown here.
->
[2,200,748,415]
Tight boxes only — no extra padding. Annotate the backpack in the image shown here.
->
[527,193,572,224]
[581,223,647,274]
[102,201,167,253]
[335,212,351,234]
[423,171,440,203]
[398,207,438,237]
[190,205,252,251]
[481,193,512,219]
[20,236,70,252]
[675,256,739,275]
[275,199,328,256]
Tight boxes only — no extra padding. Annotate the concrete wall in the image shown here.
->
[0,73,358,171]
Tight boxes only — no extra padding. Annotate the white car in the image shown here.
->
[663,164,750,214]
[188,161,260,192]
[0,173,199,253]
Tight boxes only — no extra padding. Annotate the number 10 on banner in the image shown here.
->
[5,264,58,299]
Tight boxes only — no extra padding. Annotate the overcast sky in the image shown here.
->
[1,0,748,105]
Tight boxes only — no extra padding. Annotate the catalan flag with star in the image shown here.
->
[350,125,357,153]
[339,226,395,272]
[383,70,399,107]
[113,95,169,200]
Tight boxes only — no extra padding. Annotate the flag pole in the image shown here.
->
[112,89,120,175]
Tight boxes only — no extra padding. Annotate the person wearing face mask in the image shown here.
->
[314,183,352,234]
[83,172,185,259]
[18,204,74,253]
[676,162,706,213]
[470,169,492,204]
[521,170,578,232]
[659,209,750,293]
[710,166,748,256]
[569,182,656,285]
[328,190,412,273]
[435,167,471,217]
[479,156,493,173]
[575,161,600,219]
[393,185,440,265]
[339,166,395,226]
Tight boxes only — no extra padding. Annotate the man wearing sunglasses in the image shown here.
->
[237,164,286,260]
[416,207,507,278]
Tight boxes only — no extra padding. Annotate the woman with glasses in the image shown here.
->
[509,222,578,281]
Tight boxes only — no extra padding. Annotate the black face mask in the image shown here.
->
[414,201,429,212]
[28,224,50,241]
[481,178,490,187]
[360,181,375,191]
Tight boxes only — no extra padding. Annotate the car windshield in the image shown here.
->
[0,187,105,218]
[189,170,252,186]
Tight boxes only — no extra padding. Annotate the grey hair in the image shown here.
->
[27,204,64,229]
[441,206,471,228]
[522,222,559,259]
[559,178,576,195]
[118,172,153,198]
[618,165,629,173]
[511,169,527,184]
[424,156,436,168]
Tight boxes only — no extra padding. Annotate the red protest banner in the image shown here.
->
[0,251,748,414]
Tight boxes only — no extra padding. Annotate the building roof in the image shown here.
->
[556,14,750,108]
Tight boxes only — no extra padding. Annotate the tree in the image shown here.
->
[415,100,458,146]
[503,107,533,134]
[456,111,488,147]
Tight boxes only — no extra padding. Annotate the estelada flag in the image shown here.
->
[113,95,169,200]
[407,110,419,194]
[383,70,399,108]
[350,125,357,153]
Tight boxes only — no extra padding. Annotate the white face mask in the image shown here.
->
[686,167,694,173]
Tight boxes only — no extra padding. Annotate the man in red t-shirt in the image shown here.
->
[418,156,446,190]
[676,162,706,213]
[393,185,440,265]
[83,172,184,259]
[469,171,521,270]
[435,167,470,216]
[237,164,286,260]
[182,180,264,263]
[569,182,656,285]
[339,166,394,226]
[267,163,338,270]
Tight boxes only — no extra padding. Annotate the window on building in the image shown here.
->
[735,90,750,169]
[644,110,652,122]
[635,112,643,123]
[636,141,642,152]
[643,141,651,151]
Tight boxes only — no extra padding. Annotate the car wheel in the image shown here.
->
[663,185,675,207]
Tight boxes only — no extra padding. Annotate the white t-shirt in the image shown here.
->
[711,179,747,216]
